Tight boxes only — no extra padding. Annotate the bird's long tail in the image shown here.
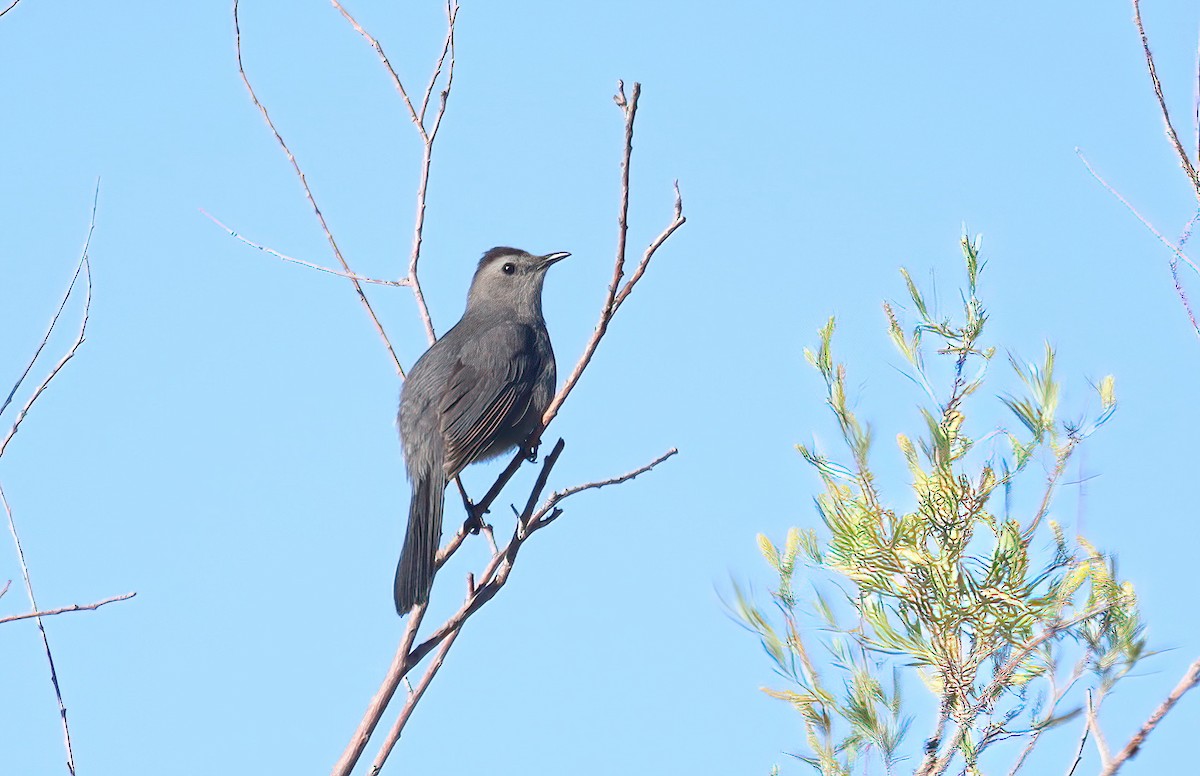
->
[394,474,445,615]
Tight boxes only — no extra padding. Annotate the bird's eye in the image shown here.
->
[501,262,516,275]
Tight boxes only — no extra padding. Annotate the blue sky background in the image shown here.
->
[2,1,1199,774]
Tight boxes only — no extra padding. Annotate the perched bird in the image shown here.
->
[394,247,569,615]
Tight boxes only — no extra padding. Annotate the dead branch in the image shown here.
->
[1,256,86,422]
[1,481,77,775]
[1077,150,1200,339]
[232,0,404,377]
[1,184,97,461]
[543,82,687,430]
[1132,0,1200,199]
[1098,656,1200,775]
[0,0,24,19]
[331,0,459,345]
[330,441,677,775]
[0,592,137,625]
[202,210,407,287]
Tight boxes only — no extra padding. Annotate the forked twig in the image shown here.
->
[232,0,403,377]
[1,184,98,460]
[2,481,77,775]
[331,0,459,344]
[1077,149,1200,339]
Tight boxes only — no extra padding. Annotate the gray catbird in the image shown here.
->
[394,247,569,614]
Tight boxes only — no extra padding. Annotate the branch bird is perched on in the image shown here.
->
[394,247,569,615]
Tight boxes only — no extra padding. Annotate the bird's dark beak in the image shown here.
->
[539,251,571,269]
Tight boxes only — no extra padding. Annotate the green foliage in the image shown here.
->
[735,236,1144,776]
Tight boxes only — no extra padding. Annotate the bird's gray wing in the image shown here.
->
[438,323,538,477]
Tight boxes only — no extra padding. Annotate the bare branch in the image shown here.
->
[368,593,464,772]
[0,592,136,626]
[0,186,97,462]
[232,0,404,377]
[1098,656,1200,775]
[1,255,87,422]
[331,0,459,346]
[333,441,675,775]
[1077,149,1200,339]
[1,481,75,774]
[1064,692,1092,776]
[542,82,686,430]
[0,0,25,19]
[330,0,425,137]
[203,210,407,287]
[529,446,678,527]
[1133,0,1200,199]
[331,601,430,775]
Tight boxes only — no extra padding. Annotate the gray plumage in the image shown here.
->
[394,247,568,614]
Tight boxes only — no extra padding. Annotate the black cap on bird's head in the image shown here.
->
[467,246,570,315]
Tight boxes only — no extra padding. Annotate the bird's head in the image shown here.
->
[465,247,570,317]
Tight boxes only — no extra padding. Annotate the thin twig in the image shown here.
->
[1,482,75,775]
[1065,692,1093,776]
[203,210,407,287]
[1087,687,1112,768]
[541,82,686,430]
[0,255,87,422]
[233,0,403,377]
[1077,149,1200,339]
[0,187,97,462]
[1193,24,1199,164]
[0,592,137,625]
[1098,656,1200,775]
[0,0,24,19]
[331,0,458,345]
[367,594,464,773]
[532,447,678,524]
[331,601,429,775]
[1132,0,1200,199]
[1077,151,1200,276]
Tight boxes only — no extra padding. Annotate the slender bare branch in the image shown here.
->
[0,0,25,19]
[530,446,678,526]
[331,0,458,346]
[1077,149,1200,339]
[0,592,136,625]
[542,82,686,430]
[1193,24,1199,164]
[368,593,464,773]
[331,601,429,775]
[0,189,97,462]
[203,210,407,287]
[1133,0,1200,198]
[233,0,403,377]
[334,440,675,775]
[1064,692,1092,776]
[330,0,425,137]
[1098,656,1200,775]
[1,481,75,775]
[1,256,86,422]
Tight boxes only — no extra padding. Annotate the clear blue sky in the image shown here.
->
[2,1,1198,774]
